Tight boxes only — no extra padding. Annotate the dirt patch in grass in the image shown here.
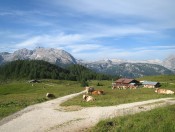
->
[56,105,84,112]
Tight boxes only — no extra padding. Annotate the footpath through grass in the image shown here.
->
[90,104,175,132]
[0,80,82,120]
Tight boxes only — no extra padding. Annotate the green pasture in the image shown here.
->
[0,75,175,121]
[137,75,175,83]
[61,79,175,107]
[0,80,82,119]
[90,104,175,132]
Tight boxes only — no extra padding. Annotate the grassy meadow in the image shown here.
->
[137,75,175,83]
[0,80,83,120]
[90,104,175,132]
[61,77,175,107]
[0,75,175,121]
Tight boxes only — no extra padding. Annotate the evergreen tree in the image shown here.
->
[80,79,89,87]
[0,60,113,81]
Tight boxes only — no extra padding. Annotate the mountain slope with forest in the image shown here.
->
[0,48,174,78]
[0,60,112,81]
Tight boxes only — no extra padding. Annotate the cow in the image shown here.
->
[92,90,104,95]
[128,85,137,89]
[155,88,174,95]
[112,85,116,90]
[46,93,56,98]
[85,86,95,94]
[83,95,95,102]
[112,85,122,90]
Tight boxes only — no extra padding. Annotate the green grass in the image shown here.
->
[1,75,175,120]
[0,80,83,120]
[137,75,175,83]
[61,78,175,107]
[90,104,175,132]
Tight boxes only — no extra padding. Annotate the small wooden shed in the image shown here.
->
[142,81,160,88]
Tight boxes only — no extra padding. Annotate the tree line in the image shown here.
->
[0,60,113,81]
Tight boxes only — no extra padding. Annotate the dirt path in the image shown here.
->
[0,91,175,132]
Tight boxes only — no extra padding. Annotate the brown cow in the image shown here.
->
[155,88,174,95]
[92,90,104,95]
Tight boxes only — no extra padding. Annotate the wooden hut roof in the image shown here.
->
[116,78,138,84]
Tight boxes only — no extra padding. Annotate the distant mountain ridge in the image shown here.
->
[163,55,175,71]
[0,48,77,66]
[0,48,174,78]
[83,61,173,78]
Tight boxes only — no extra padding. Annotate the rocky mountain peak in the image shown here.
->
[31,47,77,65]
[0,48,77,65]
[163,55,175,71]
[13,48,33,60]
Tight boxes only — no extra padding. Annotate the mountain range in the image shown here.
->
[0,48,76,66]
[0,48,174,78]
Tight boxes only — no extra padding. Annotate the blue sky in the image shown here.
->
[0,0,175,61]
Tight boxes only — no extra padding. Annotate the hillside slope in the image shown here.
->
[84,62,174,78]
[0,60,112,81]
[0,60,69,80]
[0,48,174,78]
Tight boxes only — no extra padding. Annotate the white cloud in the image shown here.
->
[2,31,175,61]
[73,44,175,61]
[86,24,155,38]
[16,36,41,48]
[66,44,102,53]
[13,33,86,51]
[51,0,175,29]
[1,0,174,61]
[133,45,175,51]
[59,0,175,19]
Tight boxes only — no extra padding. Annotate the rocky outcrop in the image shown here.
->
[0,48,77,65]
[163,55,175,71]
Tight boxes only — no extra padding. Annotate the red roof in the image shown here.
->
[116,78,136,84]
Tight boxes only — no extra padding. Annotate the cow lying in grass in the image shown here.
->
[92,90,104,95]
[83,95,95,102]
[85,86,95,94]
[46,93,56,98]
[155,88,174,95]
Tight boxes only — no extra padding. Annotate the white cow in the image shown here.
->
[83,95,95,102]
[155,88,174,95]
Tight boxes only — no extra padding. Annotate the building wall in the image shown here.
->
[143,85,155,88]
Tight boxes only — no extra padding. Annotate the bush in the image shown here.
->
[81,79,89,87]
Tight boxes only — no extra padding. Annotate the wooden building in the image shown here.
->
[142,81,160,88]
[112,78,140,89]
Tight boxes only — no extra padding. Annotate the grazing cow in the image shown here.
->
[128,85,137,89]
[92,90,104,95]
[112,85,115,90]
[83,95,95,102]
[122,86,127,89]
[155,88,174,95]
[46,93,56,98]
[112,85,122,90]
[85,86,95,94]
